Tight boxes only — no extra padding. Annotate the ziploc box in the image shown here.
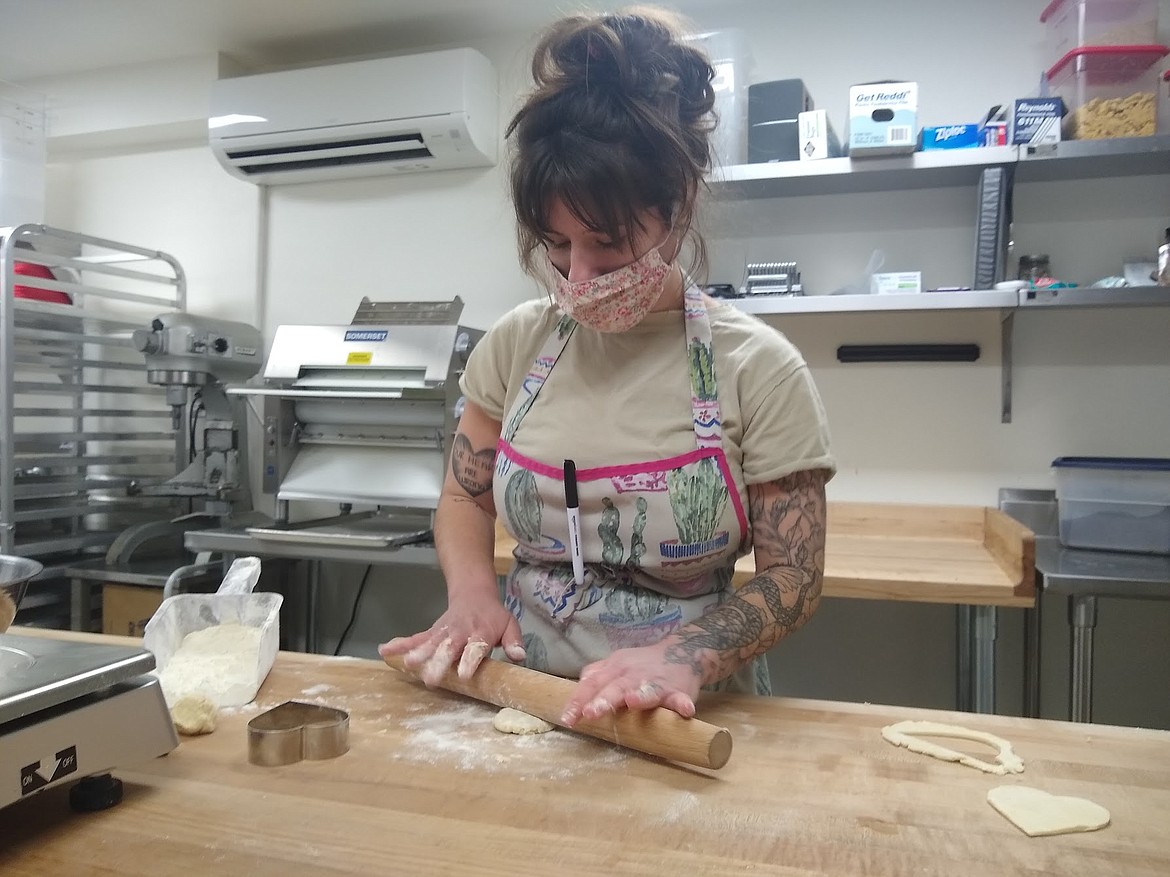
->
[921,124,982,150]
[1012,97,1065,146]
[848,81,918,156]
[798,109,843,160]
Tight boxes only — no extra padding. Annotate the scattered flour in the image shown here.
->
[658,792,701,824]
[395,702,629,778]
[158,624,263,707]
[300,683,335,697]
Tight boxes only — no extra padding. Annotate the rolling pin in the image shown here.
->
[384,654,733,770]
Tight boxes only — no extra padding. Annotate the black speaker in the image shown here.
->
[748,79,813,163]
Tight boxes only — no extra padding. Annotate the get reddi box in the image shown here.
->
[848,81,918,156]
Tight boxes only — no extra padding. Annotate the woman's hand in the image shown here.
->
[377,593,525,686]
[559,638,701,727]
[382,399,515,686]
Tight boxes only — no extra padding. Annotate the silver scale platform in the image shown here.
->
[0,634,177,810]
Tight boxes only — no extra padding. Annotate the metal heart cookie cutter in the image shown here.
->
[247,700,350,767]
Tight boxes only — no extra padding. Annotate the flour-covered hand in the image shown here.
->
[377,595,525,685]
[560,639,700,727]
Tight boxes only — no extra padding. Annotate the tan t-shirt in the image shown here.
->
[460,296,835,517]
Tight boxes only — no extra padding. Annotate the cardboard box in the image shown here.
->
[798,109,843,160]
[102,583,163,637]
[848,81,918,156]
[921,124,982,150]
[871,271,923,294]
[1011,97,1065,146]
[980,104,1010,146]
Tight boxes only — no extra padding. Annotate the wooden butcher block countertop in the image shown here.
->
[3,632,1169,876]
[496,501,1037,608]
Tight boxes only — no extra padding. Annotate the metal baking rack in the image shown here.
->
[1,225,187,627]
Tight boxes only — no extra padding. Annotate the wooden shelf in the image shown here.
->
[495,501,1036,608]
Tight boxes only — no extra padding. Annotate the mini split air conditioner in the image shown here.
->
[209,48,497,184]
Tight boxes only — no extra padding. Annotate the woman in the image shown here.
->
[379,6,834,727]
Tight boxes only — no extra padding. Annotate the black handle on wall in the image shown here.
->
[836,344,981,363]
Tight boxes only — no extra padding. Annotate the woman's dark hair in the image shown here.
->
[506,6,716,280]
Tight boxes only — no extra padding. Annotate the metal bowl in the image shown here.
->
[0,555,43,633]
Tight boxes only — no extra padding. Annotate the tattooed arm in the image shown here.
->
[663,468,828,684]
[379,401,526,680]
[561,468,828,725]
[435,400,501,581]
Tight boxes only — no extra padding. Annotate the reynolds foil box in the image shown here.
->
[1012,97,1065,146]
[848,81,918,156]
[798,109,843,160]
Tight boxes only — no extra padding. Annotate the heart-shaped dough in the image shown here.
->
[881,720,1024,775]
[988,785,1111,837]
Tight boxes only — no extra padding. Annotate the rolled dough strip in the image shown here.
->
[881,720,1024,775]
[493,707,554,735]
[987,785,1110,837]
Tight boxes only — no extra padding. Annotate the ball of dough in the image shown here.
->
[171,693,218,736]
[492,707,554,735]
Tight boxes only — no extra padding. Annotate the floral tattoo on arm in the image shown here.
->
[664,469,828,684]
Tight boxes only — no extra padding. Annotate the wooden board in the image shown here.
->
[3,639,1167,876]
[495,501,1036,607]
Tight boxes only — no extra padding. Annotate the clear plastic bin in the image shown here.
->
[1053,457,1170,555]
[1160,67,1170,133]
[143,557,282,707]
[1047,45,1169,139]
[1040,0,1160,64]
[687,28,754,167]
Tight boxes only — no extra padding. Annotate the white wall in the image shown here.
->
[32,0,1170,728]
[46,146,260,325]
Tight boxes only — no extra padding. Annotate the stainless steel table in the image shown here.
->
[1001,488,1170,723]
[62,557,222,631]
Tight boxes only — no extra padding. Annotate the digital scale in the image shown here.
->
[0,633,178,810]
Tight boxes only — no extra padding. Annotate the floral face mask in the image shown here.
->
[543,236,674,333]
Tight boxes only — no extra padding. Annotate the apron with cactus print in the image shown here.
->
[493,285,770,695]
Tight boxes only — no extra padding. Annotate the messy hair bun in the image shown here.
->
[507,6,717,279]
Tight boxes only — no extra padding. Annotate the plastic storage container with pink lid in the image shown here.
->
[1041,0,1160,64]
[1160,67,1170,133]
[1047,44,1169,138]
